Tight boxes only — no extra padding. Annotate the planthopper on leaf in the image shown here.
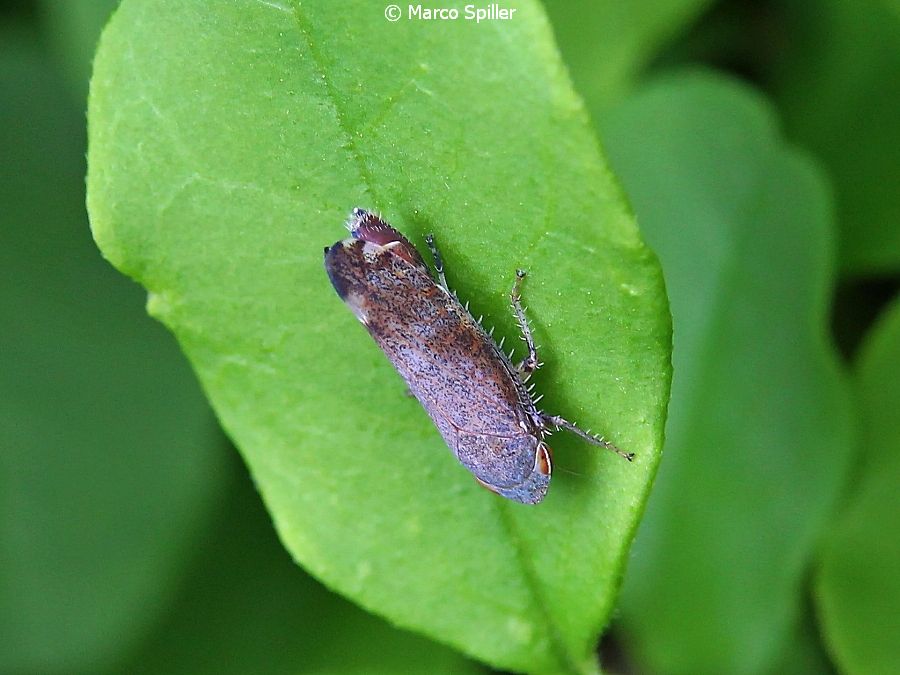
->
[323,208,632,504]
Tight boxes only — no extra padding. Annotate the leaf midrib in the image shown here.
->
[288,2,582,671]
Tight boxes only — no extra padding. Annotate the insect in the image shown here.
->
[323,208,633,504]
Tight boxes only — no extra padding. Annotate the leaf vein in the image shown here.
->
[495,501,587,674]
[289,2,378,204]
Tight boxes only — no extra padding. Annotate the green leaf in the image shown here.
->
[765,609,835,675]
[0,41,226,673]
[598,71,854,675]
[115,456,482,675]
[542,0,714,113]
[770,0,900,275]
[86,1,671,672]
[816,294,900,675]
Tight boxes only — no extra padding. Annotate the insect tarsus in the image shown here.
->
[511,270,540,379]
[512,270,634,462]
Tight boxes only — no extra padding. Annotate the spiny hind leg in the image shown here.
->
[542,414,635,462]
[511,269,540,379]
[424,234,449,291]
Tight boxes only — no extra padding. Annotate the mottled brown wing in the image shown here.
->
[324,238,530,439]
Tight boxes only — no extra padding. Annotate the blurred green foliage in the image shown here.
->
[816,296,900,675]
[37,0,120,101]
[601,71,852,675]
[542,0,714,113]
[3,0,899,673]
[549,0,899,673]
[0,31,226,673]
[771,0,900,275]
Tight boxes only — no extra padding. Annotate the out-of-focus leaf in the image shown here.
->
[0,41,226,674]
[816,294,900,675]
[542,0,713,113]
[115,455,482,675]
[86,1,672,672]
[599,70,854,675]
[771,0,900,275]
[765,610,835,675]
[38,0,120,101]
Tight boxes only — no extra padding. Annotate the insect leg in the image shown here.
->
[424,233,450,291]
[511,269,540,379]
[542,414,635,461]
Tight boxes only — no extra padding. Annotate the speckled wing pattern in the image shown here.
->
[324,218,545,491]
[325,209,634,504]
